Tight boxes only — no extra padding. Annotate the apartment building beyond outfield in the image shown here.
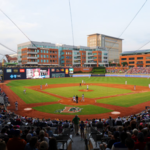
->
[120,49,150,67]
[18,41,109,67]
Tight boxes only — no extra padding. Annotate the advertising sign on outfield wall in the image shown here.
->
[105,74,150,78]
[4,67,70,80]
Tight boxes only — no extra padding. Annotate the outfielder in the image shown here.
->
[134,85,136,90]
[82,94,84,102]
[23,89,26,94]
[87,85,88,90]
[125,81,127,85]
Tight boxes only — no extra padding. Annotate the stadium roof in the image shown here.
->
[121,49,150,55]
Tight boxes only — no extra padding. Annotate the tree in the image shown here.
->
[122,62,128,67]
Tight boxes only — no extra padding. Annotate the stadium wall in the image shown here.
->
[106,74,150,78]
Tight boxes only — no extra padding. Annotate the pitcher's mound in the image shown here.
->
[79,89,93,92]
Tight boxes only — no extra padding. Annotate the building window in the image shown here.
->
[37,50,39,53]
[146,61,150,63]
[146,57,150,59]
[44,50,45,53]
[53,51,54,53]
[50,55,52,58]
[47,55,48,58]
[55,56,57,58]
[44,60,46,63]
[50,60,52,62]
[47,60,49,63]
[66,52,67,55]
[37,59,39,62]
[41,55,43,58]
[47,50,48,53]
[121,58,126,60]
[55,60,57,63]
[53,60,55,62]
[137,57,143,60]
[50,51,52,53]
[129,62,134,64]
[41,60,43,62]
[37,55,39,58]
[129,58,134,60]
[44,55,46,58]
[41,50,43,53]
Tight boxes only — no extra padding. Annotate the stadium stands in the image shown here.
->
[106,67,128,73]
[126,67,150,74]
[1,100,150,150]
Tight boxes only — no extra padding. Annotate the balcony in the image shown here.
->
[26,62,38,64]
[27,57,37,59]
[27,52,37,54]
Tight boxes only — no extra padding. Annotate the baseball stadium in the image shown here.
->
[1,67,150,120]
[1,1,150,150]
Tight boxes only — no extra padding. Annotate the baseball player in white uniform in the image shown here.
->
[125,81,127,85]
[82,80,83,83]
[40,85,42,90]
[15,101,18,111]
[82,94,84,102]
[149,84,150,89]
[23,89,26,94]
[45,83,48,87]
[134,85,136,90]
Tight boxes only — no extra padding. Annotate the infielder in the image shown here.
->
[40,85,42,90]
[134,85,136,90]
[87,85,88,90]
[15,101,18,111]
[23,89,26,94]
[82,80,83,83]
[45,83,48,87]
[82,94,84,102]
[125,81,127,85]
[149,84,150,89]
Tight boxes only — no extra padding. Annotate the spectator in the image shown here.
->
[112,132,128,150]
[38,130,49,145]
[48,138,58,150]
[131,129,138,142]
[72,115,80,135]
[7,129,27,150]
[46,127,53,137]
[145,142,150,150]
[79,121,85,140]
[134,132,146,150]
[125,138,134,150]
[39,141,48,150]
[107,116,114,127]
[26,133,32,143]
[24,137,38,150]
[0,140,7,150]
[97,119,103,131]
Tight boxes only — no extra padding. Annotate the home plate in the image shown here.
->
[24,108,32,111]
[111,111,120,115]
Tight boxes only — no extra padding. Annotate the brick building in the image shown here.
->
[18,41,108,67]
[120,49,150,67]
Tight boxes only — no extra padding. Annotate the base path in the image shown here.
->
[2,82,150,120]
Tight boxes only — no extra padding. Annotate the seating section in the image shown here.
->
[106,67,128,73]
[126,67,150,74]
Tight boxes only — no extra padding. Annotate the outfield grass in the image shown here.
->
[7,77,150,87]
[33,104,113,115]
[6,77,150,107]
[97,92,150,107]
[44,85,131,98]
[10,87,59,104]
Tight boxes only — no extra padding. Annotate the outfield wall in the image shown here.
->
[3,68,73,80]
[106,74,150,78]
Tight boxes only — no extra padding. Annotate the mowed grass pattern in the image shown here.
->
[33,104,113,115]
[97,92,150,107]
[10,87,59,104]
[6,77,150,108]
[44,85,131,98]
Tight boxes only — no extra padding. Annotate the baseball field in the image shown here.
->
[2,77,150,120]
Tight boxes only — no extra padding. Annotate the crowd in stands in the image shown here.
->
[126,67,150,74]
[1,103,150,150]
[106,68,128,73]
